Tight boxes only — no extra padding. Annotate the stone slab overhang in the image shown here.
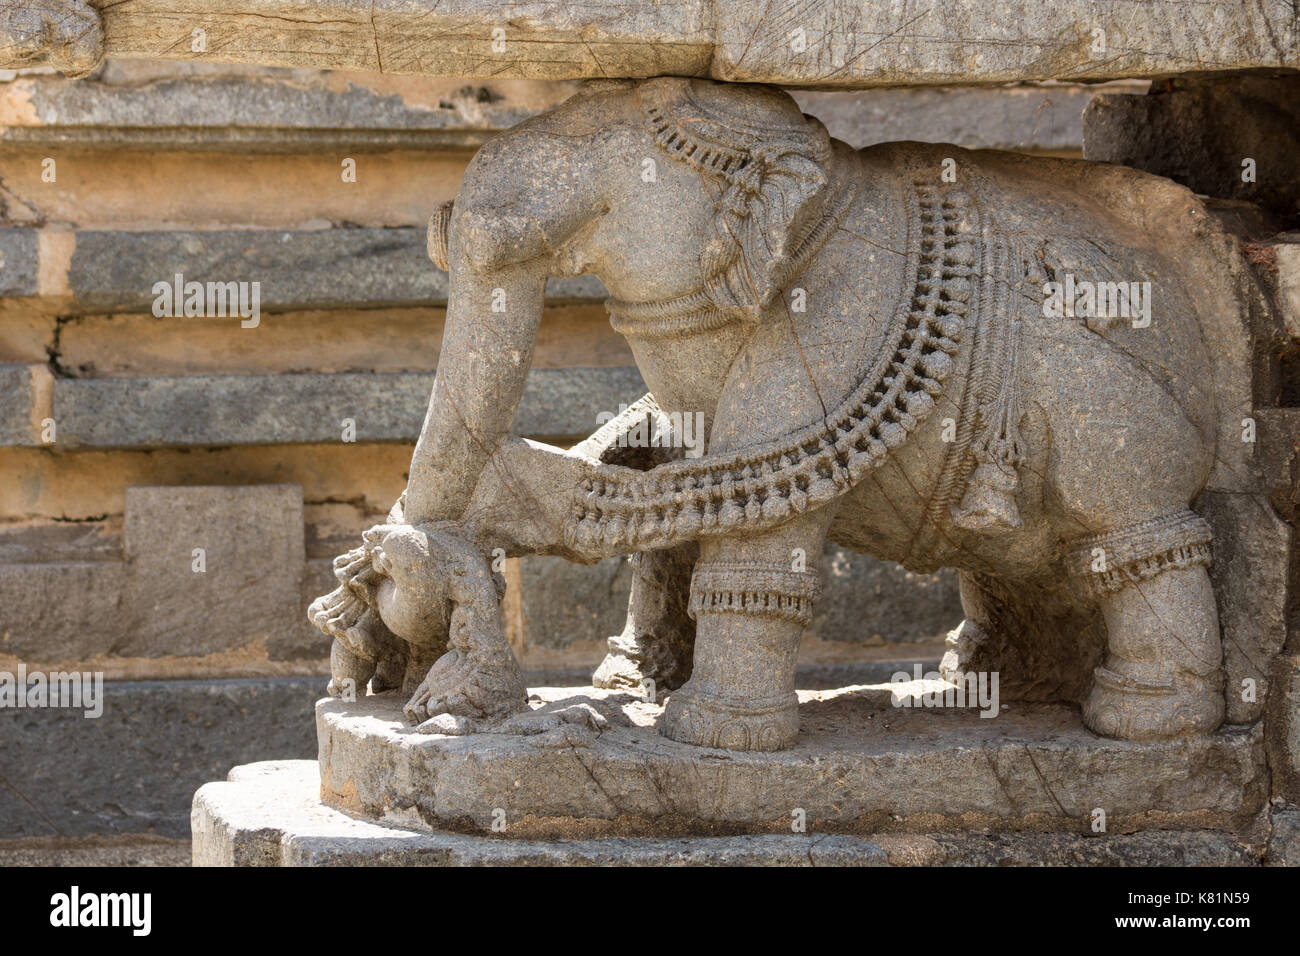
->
[9,1,1300,88]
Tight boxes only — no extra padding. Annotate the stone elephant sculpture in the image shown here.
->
[312,76,1254,752]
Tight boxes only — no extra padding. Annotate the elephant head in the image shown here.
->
[403,77,838,530]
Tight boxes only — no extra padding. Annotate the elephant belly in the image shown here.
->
[826,418,1057,581]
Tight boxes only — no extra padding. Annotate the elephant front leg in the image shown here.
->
[660,514,831,751]
[1070,510,1224,740]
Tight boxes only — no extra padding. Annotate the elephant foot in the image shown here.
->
[403,647,528,725]
[660,681,799,751]
[1082,664,1223,740]
[591,648,647,693]
[591,622,694,697]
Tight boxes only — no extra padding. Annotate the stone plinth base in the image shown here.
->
[192,761,891,866]
[316,686,1266,838]
[191,760,1269,866]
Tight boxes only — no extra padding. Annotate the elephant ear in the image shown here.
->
[635,77,833,321]
[704,138,831,319]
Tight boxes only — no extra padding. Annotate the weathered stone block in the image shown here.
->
[1266,805,1300,867]
[0,72,1104,157]
[121,484,304,658]
[0,72,569,152]
[0,228,38,297]
[0,560,126,663]
[715,2,1300,88]
[0,363,37,446]
[1266,654,1300,805]
[76,1,1300,87]
[0,677,321,838]
[1199,490,1291,724]
[792,85,1097,154]
[52,367,646,448]
[193,760,890,866]
[195,759,1267,866]
[65,228,606,313]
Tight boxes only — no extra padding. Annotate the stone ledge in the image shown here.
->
[63,228,607,312]
[46,366,645,448]
[0,225,607,310]
[193,760,1268,866]
[86,1,1300,87]
[0,70,1110,155]
[317,688,1267,838]
[0,72,566,152]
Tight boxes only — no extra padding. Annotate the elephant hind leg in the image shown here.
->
[592,542,699,695]
[1067,511,1224,740]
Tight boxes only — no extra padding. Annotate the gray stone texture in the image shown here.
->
[51,366,645,448]
[1199,490,1291,725]
[120,484,308,659]
[195,759,1267,866]
[0,363,37,446]
[1267,655,1300,804]
[316,690,1267,834]
[0,560,126,663]
[0,72,565,152]
[194,760,890,866]
[0,228,38,297]
[0,70,1106,156]
[1084,75,1300,228]
[60,1,1300,87]
[0,678,321,838]
[792,85,1097,154]
[0,501,327,665]
[0,836,190,866]
[66,228,606,313]
[1266,805,1300,866]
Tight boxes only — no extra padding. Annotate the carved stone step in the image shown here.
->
[193,759,1277,866]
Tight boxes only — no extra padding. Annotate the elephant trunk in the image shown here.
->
[404,224,546,526]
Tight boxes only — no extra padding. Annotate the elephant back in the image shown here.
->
[904,144,1253,494]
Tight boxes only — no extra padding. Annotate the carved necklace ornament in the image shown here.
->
[567,175,976,554]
